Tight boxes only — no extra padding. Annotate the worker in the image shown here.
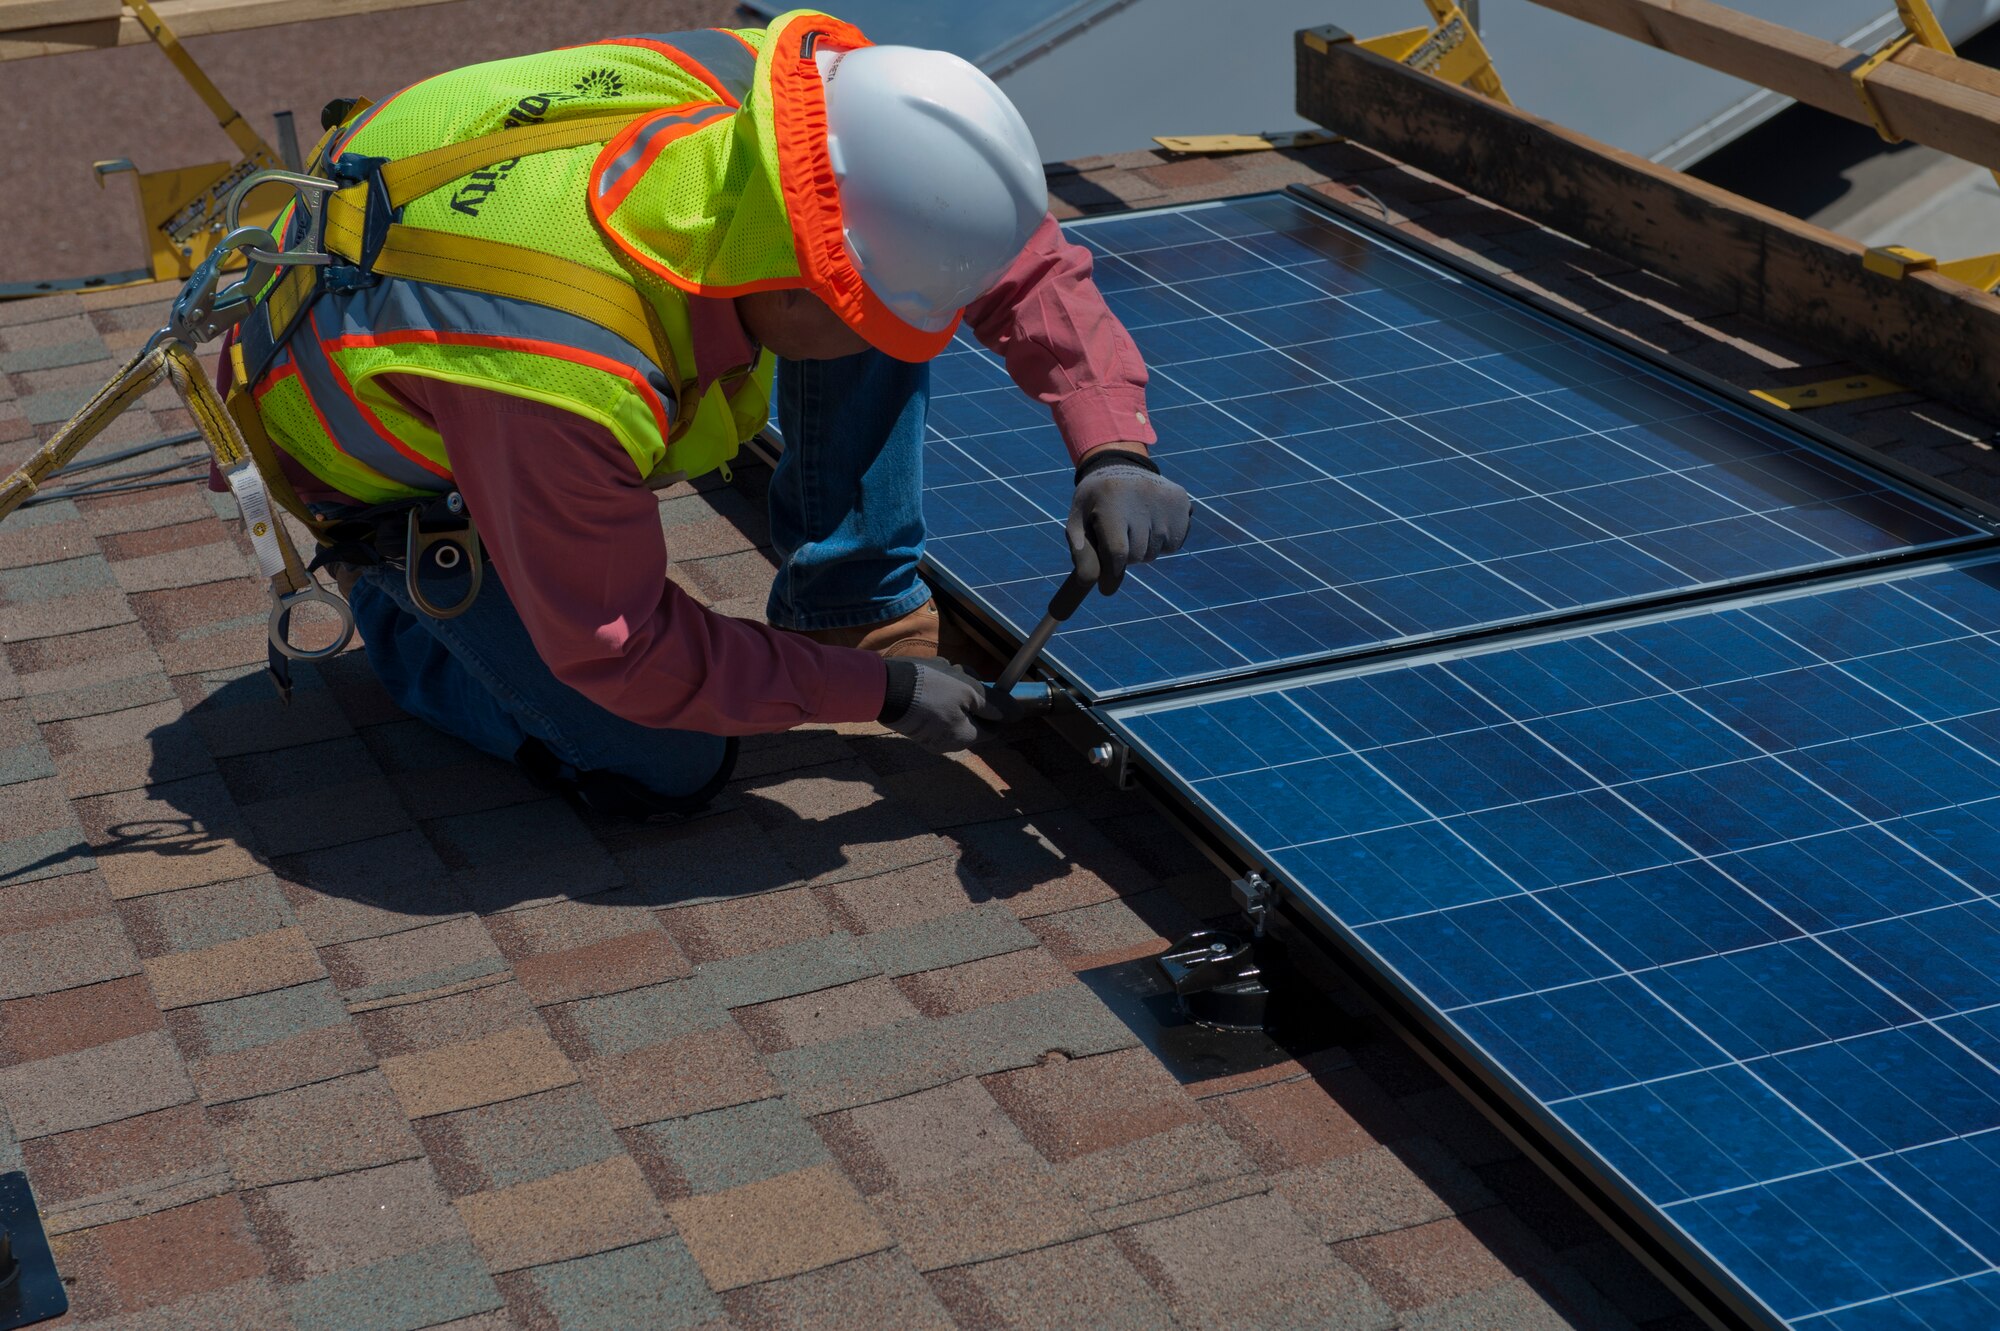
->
[226,12,1191,821]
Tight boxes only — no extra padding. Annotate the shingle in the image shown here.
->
[284,1241,504,1331]
[455,1154,669,1273]
[576,1022,777,1128]
[857,900,1038,977]
[322,915,507,1003]
[1059,1119,1262,1218]
[815,856,970,933]
[496,1236,723,1331]
[378,1022,577,1119]
[0,865,111,934]
[247,1158,465,1283]
[273,829,460,947]
[1277,1138,1499,1244]
[144,925,324,1008]
[166,979,371,1104]
[1026,890,1195,970]
[73,1194,267,1321]
[210,1069,424,1187]
[117,873,293,955]
[1336,1215,1524,1313]
[627,1095,829,1200]
[926,1234,1176,1331]
[696,932,879,1008]
[659,884,835,962]
[613,807,804,909]
[0,973,161,1064]
[735,976,921,1053]
[353,980,537,1059]
[545,976,727,1056]
[50,1279,291,1331]
[1116,1193,1396,1331]
[1397,1277,1618,1331]
[666,1162,892,1290]
[428,798,621,911]
[893,945,1073,1018]
[949,811,1151,919]
[769,983,1136,1115]
[876,745,1069,830]
[414,1083,623,1197]
[0,910,139,998]
[1208,1068,1411,1172]
[23,1103,231,1232]
[984,1046,1201,1162]
[72,775,261,898]
[725,1249,954,1331]
[487,899,689,1006]
[0,1029,193,1138]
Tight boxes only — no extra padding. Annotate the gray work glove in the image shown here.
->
[879,657,1016,753]
[1066,448,1194,594]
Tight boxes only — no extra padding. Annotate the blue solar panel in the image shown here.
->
[1104,555,2000,1331]
[920,194,1987,700]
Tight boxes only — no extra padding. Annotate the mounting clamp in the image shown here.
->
[1231,870,1275,938]
[1086,737,1137,790]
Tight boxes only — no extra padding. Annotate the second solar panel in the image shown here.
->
[920,194,1989,699]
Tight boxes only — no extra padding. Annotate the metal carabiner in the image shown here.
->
[405,505,484,619]
[267,582,356,661]
[223,169,340,268]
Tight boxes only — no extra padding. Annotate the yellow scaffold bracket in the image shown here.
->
[1152,131,1342,154]
[1854,0,2000,292]
[1752,375,1908,411]
[1356,0,1512,105]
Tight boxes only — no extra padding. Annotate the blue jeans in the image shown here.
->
[765,349,931,631]
[348,349,929,799]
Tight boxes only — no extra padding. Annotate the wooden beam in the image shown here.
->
[0,0,120,33]
[1523,0,2000,172]
[0,0,460,60]
[1294,26,2000,424]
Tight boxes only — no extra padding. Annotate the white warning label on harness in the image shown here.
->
[226,464,288,580]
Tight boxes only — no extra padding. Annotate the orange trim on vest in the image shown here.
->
[591,36,743,107]
[324,328,673,444]
[766,14,955,363]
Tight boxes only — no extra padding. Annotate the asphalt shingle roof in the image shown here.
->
[6,120,1995,1331]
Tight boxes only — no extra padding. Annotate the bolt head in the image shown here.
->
[1087,742,1115,767]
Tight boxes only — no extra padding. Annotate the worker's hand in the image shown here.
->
[1067,448,1193,594]
[879,657,1008,753]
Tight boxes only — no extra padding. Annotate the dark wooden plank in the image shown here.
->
[1294,25,2000,426]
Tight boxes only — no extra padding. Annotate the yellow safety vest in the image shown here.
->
[244,13,883,505]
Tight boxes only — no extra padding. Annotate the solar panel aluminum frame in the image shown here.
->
[1092,548,2000,1331]
[912,188,2000,708]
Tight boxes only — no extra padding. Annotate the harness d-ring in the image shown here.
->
[268,582,356,661]
[405,506,483,619]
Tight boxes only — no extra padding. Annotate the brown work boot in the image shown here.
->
[794,599,944,659]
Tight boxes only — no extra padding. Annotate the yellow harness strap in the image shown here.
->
[311,110,685,414]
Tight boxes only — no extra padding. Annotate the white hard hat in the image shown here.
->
[816,44,1047,334]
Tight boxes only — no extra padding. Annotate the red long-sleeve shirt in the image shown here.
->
[233,215,1154,733]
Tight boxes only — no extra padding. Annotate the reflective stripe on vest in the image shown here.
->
[303,279,675,488]
[293,307,453,490]
[595,104,734,210]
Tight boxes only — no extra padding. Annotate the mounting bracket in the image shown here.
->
[0,1172,65,1330]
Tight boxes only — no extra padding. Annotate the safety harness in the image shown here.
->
[0,97,671,701]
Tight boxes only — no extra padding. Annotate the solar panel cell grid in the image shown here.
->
[1106,558,2000,1329]
[920,195,1985,698]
